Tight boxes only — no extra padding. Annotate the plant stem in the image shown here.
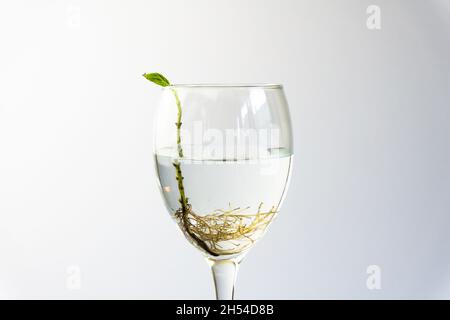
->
[173,161,188,212]
[170,89,219,257]
[172,89,184,158]
[171,88,188,212]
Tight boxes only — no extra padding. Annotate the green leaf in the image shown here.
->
[143,72,171,87]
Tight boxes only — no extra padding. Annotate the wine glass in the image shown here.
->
[153,84,293,299]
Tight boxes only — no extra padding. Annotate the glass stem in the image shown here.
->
[207,259,239,300]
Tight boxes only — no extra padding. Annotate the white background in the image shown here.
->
[0,0,450,299]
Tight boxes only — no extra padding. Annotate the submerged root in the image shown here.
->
[175,203,277,256]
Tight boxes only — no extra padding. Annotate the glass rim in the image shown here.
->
[166,83,283,89]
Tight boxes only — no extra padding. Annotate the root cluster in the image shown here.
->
[175,203,277,256]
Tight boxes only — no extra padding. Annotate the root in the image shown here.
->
[175,203,277,256]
